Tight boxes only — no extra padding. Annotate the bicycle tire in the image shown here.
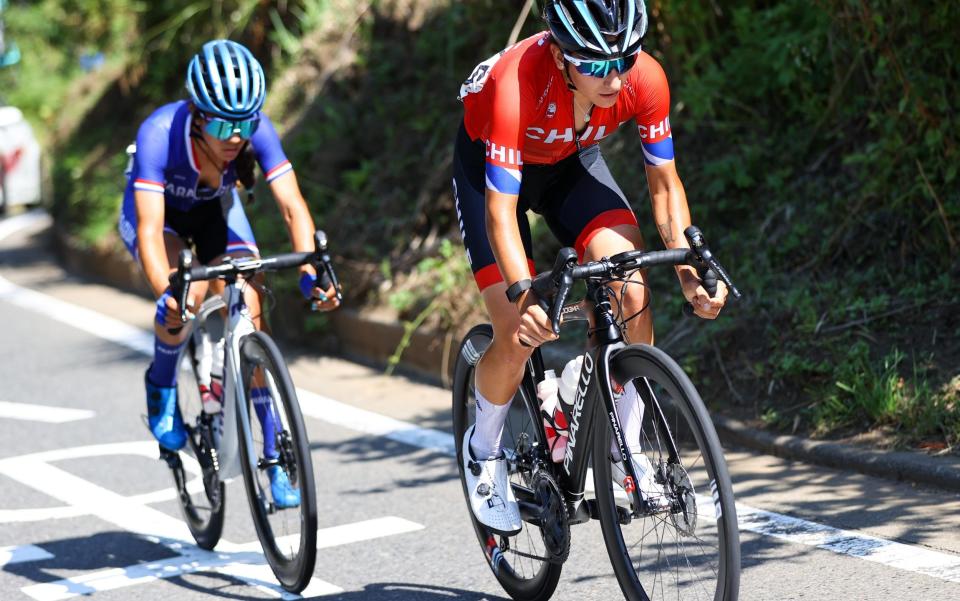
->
[237,331,317,593]
[174,338,225,550]
[593,343,740,601]
[452,324,562,601]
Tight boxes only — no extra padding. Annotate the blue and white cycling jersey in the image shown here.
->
[128,100,292,210]
[119,100,295,261]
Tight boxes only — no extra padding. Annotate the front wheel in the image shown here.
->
[593,344,740,601]
[452,325,563,601]
[237,331,317,593]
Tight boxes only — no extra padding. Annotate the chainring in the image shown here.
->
[530,467,571,565]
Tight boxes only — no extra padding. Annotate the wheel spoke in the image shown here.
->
[597,348,738,600]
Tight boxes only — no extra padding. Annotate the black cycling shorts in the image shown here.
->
[119,189,260,266]
[451,120,638,290]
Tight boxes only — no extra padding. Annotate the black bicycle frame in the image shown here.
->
[523,282,649,519]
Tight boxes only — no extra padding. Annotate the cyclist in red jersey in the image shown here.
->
[453,0,728,534]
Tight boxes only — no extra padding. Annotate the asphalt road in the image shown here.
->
[1,212,959,601]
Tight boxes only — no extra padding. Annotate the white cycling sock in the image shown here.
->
[611,380,644,461]
[470,387,511,460]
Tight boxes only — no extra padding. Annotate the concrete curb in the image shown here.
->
[49,226,960,493]
[714,414,960,493]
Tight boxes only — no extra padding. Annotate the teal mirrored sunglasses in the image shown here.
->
[200,112,260,140]
[563,52,639,78]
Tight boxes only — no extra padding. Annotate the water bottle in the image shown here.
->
[536,370,568,463]
[195,328,214,388]
[558,354,585,407]
[202,336,225,414]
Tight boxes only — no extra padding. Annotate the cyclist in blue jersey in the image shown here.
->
[118,39,338,508]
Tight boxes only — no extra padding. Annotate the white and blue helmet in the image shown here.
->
[185,39,265,120]
[544,0,648,60]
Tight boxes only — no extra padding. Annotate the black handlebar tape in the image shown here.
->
[703,268,718,298]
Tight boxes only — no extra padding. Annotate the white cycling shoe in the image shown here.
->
[612,452,672,511]
[462,426,522,536]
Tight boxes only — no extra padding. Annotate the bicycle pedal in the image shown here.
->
[615,504,633,525]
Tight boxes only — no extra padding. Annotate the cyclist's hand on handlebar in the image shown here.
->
[299,272,341,312]
[680,270,728,320]
[515,290,558,347]
[155,288,194,329]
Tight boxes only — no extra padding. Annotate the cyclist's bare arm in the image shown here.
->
[645,161,727,318]
[268,170,339,309]
[485,188,555,345]
[135,189,176,298]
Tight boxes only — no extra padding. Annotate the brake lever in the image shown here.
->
[684,225,741,299]
[550,272,574,336]
[313,230,343,302]
[705,256,740,299]
[176,249,194,323]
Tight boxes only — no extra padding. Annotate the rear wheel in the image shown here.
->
[172,337,225,550]
[593,344,740,601]
[452,325,563,601]
[237,331,317,593]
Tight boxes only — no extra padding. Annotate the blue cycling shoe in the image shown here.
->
[268,465,301,509]
[145,374,187,451]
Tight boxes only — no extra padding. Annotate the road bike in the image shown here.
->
[159,230,341,593]
[452,226,741,601]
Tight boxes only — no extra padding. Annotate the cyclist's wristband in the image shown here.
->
[298,272,317,300]
[155,288,173,326]
[505,279,532,304]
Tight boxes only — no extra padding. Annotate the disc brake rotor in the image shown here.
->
[667,462,697,536]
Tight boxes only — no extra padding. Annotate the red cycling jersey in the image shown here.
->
[459,32,674,195]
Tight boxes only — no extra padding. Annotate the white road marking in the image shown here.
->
[738,506,960,584]
[296,389,456,456]
[3,212,960,587]
[0,275,154,356]
[18,546,342,601]
[233,516,425,553]
[0,440,341,598]
[0,401,95,423]
[0,544,54,566]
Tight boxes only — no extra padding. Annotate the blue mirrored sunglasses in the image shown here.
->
[564,52,639,78]
[200,112,260,140]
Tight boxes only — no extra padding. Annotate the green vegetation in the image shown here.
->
[3,0,957,450]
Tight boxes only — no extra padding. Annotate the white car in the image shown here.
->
[0,105,42,212]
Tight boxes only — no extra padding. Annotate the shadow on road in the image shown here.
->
[308,582,509,601]
[2,530,178,583]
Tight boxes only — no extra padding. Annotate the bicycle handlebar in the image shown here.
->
[168,229,342,324]
[531,225,740,335]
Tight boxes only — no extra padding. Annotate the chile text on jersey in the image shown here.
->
[459,32,675,196]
